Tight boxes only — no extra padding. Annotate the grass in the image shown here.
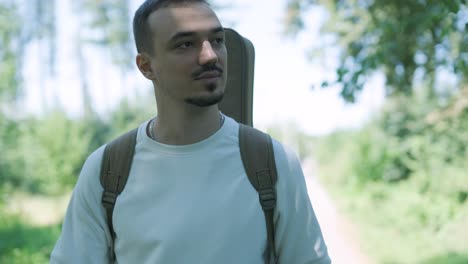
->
[0,213,62,263]
[418,252,468,264]
[315,145,468,264]
[0,192,68,263]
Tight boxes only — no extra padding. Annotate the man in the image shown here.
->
[51,0,331,263]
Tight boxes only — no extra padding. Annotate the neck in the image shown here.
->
[152,105,222,145]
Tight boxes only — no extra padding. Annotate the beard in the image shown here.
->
[185,86,224,107]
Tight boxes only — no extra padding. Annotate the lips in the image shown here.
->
[194,70,222,80]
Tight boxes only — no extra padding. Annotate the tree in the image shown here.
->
[71,0,133,116]
[75,0,133,69]
[0,0,59,113]
[285,0,467,102]
[0,0,134,195]
[0,0,23,108]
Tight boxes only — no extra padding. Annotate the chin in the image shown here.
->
[185,89,225,107]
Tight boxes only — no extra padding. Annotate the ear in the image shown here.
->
[136,53,157,80]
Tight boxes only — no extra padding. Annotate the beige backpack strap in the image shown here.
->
[100,128,138,262]
[239,124,279,264]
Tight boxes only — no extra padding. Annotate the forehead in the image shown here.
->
[148,3,222,41]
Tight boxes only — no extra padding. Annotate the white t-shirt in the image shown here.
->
[51,115,330,263]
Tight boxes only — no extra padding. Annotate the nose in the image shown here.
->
[198,40,218,65]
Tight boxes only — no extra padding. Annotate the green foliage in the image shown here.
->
[0,111,93,195]
[105,96,155,140]
[0,114,22,196]
[76,0,133,68]
[0,94,154,259]
[350,126,402,183]
[320,87,468,187]
[0,91,154,197]
[285,0,468,102]
[315,88,468,263]
[0,1,22,103]
[0,0,59,105]
[419,252,468,264]
[0,213,61,264]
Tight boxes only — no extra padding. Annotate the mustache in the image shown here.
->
[192,65,224,79]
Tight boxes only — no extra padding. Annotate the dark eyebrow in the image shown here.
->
[169,27,224,42]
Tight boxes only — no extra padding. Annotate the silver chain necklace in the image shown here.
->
[148,117,157,140]
[148,113,225,141]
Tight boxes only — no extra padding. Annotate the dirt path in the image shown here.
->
[6,192,71,226]
[302,158,372,264]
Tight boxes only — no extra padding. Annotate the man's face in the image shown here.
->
[145,2,227,107]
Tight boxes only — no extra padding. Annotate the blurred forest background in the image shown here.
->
[0,0,467,263]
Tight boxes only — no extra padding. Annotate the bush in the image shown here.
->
[0,111,92,195]
[314,89,468,263]
[0,213,61,264]
[0,94,155,197]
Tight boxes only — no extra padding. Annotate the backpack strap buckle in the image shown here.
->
[102,190,118,208]
[259,187,276,210]
[256,169,276,210]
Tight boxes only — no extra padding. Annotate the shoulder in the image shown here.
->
[269,137,309,201]
[74,145,106,196]
[76,121,145,194]
[271,138,302,177]
[83,145,106,173]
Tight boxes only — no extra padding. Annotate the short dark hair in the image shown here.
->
[133,0,210,54]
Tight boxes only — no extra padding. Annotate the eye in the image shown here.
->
[177,41,193,49]
[210,37,224,47]
[214,37,224,45]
